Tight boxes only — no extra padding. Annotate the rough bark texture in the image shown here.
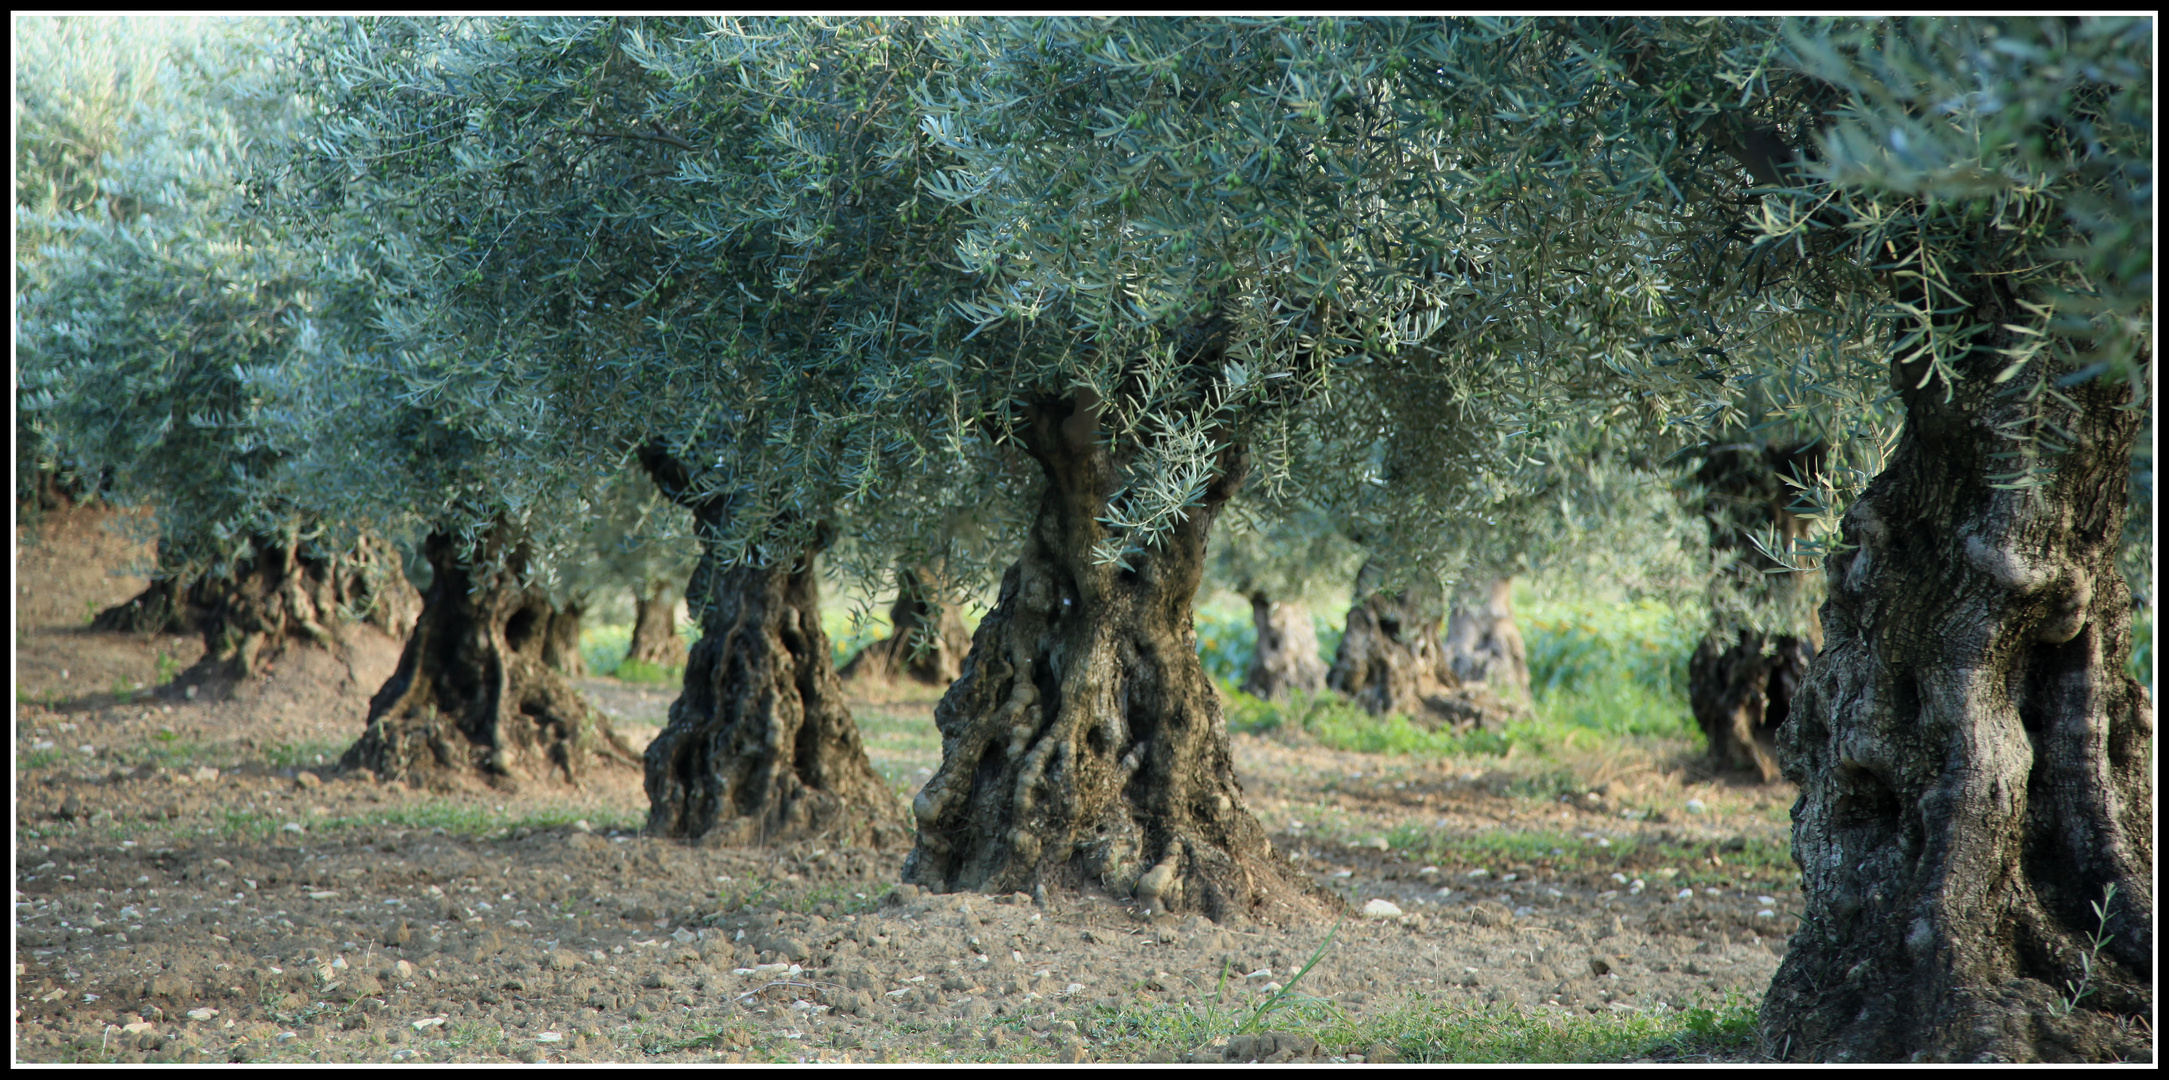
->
[839,567,972,686]
[1240,592,1326,701]
[636,449,905,849]
[1442,577,1531,698]
[91,572,204,636]
[902,396,1330,923]
[123,531,422,697]
[1760,289,2153,1061]
[341,530,638,791]
[642,549,906,848]
[1689,631,1814,783]
[540,598,587,679]
[1692,442,1827,778]
[625,579,688,670]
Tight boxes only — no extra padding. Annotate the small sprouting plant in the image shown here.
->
[1238,920,1343,1034]
[153,650,182,684]
[2049,882,2118,1018]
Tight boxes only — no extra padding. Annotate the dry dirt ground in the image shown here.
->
[13,505,1796,1064]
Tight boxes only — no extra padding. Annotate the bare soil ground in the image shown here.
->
[14,504,1795,1063]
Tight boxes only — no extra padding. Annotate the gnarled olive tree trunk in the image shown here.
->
[1689,631,1813,784]
[1327,558,1472,727]
[1761,295,2152,1062]
[636,449,905,849]
[903,396,1327,921]
[839,566,971,686]
[91,552,204,635]
[1691,441,1825,780]
[341,529,637,791]
[540,594,587,679]
[1442,576,1530,698]
[625,578,688,670]
[1241,592,1326,701]
[120,530,421,697]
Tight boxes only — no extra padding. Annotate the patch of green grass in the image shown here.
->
[641,1017,759,1056]
[1220,682,1520,759]
[1319,991,1758,1063]
[1384,826,1796,888]
[99,735,211,773]
[263,740,348,770]
[153,650,183,685]
[580,622,633,677]
[823,606,891,670]
[22,748,66,770]
[1521,596,1698,699]
[310,801,643,839]
[218,809,283,843]
[610,657,684,685]
[1534,680,1695,740]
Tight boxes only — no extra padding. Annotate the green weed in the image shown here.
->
[309,801,641,839]
[217,809,282,843]
[1312,991,1759,1063]
[1220,683,1520,759]
[153,650,182,685]
[2049,882,2119,1018]
[610,657,683,686]
[641,1018,758,1055]
[579,622,632,676]
[1384,827,1796,889]
[263,741,348,769]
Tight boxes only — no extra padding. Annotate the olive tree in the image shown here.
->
[1417,15,2152,1062]
[892,16,1770,917]
[17,16,417,692]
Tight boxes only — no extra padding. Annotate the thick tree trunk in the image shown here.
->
[642,545,906,848]
[902,396,1328,922]
[1326,559,1468,726]
[1760,296,2152,1060]
[1240,592,1326,700]
[635,447,905,849]
[625,579,688,670]
[92,572,203,636]
[130,530,420,697]
[1689,631,1814,783]
[838,567,971,686]
[340,529,638,791]
[1692,442,1826,778]
[541,596,587,679]
[1442,577,1530,698]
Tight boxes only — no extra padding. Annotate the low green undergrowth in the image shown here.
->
[1093,985,1760,1063]
[1385,826,1797,889]
[1218,682,1520,758]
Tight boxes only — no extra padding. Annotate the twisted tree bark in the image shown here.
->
[1442,577,1530,698]
[1761,282,2152,1062]
[540,595,587,678]
[625,578,688,670]
[637,448,906,849]
[341,528,638,791]
[838,566,971,686]
[111,530,421,698]
[1240,592,1326,701]
[1691,441,1825,781]
[902,394,1329,921]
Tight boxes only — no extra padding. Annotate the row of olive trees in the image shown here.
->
[18,16,2148,1062]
